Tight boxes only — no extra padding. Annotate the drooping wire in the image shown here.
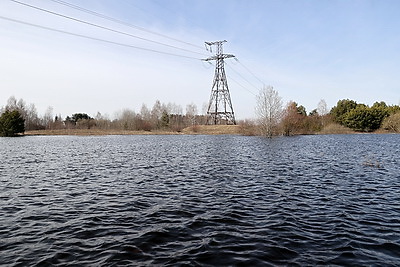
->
[10,0,208,57]
[204,61,257,96]
[0,15,201,60]
[48,0,206,51]
[226,74,257,96]
[235,58,265,86]
[225,61,260,93]
[201,61,213,69]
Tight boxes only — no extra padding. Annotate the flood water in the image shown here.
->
[1,134,399,266]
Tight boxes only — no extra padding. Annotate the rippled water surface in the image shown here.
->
[1,134,400,266]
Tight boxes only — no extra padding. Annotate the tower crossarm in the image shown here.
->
[202,54,235,61]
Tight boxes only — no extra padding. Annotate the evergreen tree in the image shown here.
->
[0,110,25,137]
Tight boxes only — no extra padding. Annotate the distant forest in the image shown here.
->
[0,96,207,134]
[1,95,400,137]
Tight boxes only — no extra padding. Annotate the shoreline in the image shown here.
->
[24,125,245,136]
[25,129,184,136]
[23,125,396,137]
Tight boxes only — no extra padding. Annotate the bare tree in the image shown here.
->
[118,109,136,130]
[317,99,328,116]
[25,103,41,130]
[151,100,163,128]
[255,86,283,137]
[137,104,152,131]
[166,102,183,115]
[317,99,329,127]
[140,104,151,121]
[42,106,54,129]
[186,103,198,126]
[95,112,111,130]
[6,96,17,110]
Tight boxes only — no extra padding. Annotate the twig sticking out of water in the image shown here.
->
[362,157,383,168]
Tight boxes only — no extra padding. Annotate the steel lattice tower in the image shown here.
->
[203,40,236,125]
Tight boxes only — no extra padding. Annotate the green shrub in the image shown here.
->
[0,110,25,137]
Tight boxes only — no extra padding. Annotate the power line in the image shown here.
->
[8,0,264,98]
[48,0,206,51]
[0,15,201,60]
[235,58,265,86]
[225,61,259,93]
[208,62,257,96]
[10,0,208,57]
[227,75,257,96]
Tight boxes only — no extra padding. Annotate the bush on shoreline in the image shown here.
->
[0,110,25,137]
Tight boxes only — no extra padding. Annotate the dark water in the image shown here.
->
[1,134,399,266]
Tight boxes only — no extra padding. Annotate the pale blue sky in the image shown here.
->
[1,0,400,119]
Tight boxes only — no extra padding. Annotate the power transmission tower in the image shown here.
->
[203,40,236,125]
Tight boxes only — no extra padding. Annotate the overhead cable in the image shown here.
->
[226,74,257,96]
[0,15,201,60]
[10,0,208,57]
[225,61,259,93]
[207,61,257,96]
[48,0,206,51]
[235,58,265,86]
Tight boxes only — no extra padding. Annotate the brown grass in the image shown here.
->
[24,129,183,136]
[318,123,355,134]
[24,125,244,136]
[180,125,243,135]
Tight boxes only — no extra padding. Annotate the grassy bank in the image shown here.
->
[317,123,355,135]
[25,129,181,136]
[181,125,243,135]
[25,124,395,137]
[24,125,244,136]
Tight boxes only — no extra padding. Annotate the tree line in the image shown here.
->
[255,86,400,137]
[0,96,207,136]
[2,92,400,137]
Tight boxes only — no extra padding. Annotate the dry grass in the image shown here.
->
[181,125,242,135]
[24,129,183,136]
[24,126,244,136]
[25,124,392,137]
[318,123,355,135]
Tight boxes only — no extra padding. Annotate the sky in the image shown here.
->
[1,0,400,120]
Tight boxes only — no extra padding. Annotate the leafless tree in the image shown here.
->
[42,106,54,129]
[255,86,283,137]
[151,100,163,120]
[317,99,328,116]
[114,109,136,130]
[140,104,151,121]
[166,102,183,115]
[95,112,111,129]
[186,103,198,126]
[25,103,41,130]
[317,99,329,127]
[150,100,164,128]
[6,96,17,110]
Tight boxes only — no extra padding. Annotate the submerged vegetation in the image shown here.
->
[1,94,399,137]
